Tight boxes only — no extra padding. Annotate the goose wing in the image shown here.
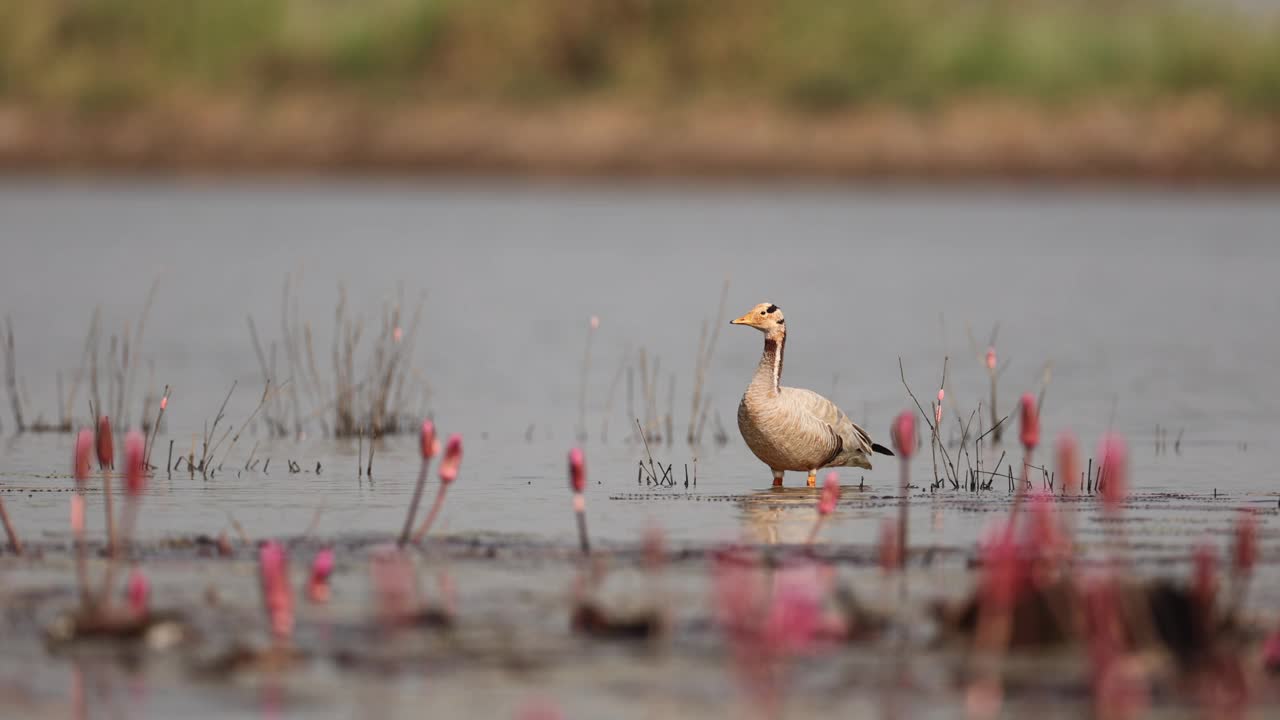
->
[780,387,875,459]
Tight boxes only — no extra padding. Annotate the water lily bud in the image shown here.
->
[124,430,146,496]
[73,429,93,486]
[438,434,462,485]
[1019,393,1039,450]
[1098,434,1128,511]
[891,411,916,459]
[96,416,114,470]
[419,420,438,460]
[818,472,840,516]
[568,448,586,494]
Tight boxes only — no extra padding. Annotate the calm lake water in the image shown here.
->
[1,180,1278,718]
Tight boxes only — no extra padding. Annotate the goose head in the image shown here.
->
[730,302,785,337]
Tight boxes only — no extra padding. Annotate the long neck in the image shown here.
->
[750,330,786,396]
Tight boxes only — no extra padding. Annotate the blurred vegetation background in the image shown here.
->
[3,0,1279,176]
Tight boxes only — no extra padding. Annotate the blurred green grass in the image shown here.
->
[3,0,1280,113]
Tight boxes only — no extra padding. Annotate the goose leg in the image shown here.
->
[807,470,817,487]
[772,470,784,488]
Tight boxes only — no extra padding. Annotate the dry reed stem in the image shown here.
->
[143,385,169,469]
[688,277,730,444]
[3,316,24,432]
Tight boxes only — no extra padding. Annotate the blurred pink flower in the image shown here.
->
[1098,434,1128,511]
[258,541,294,640]
[73,429,93,485]
[438,434,463,484]
[124,430,146,496]
[817,473,840,516]
[891,411,915,459]
[96,416,114,470]
[568,448,585,494]
[126,567,149,617]
[1018,393,1039,450]
[420,420,438,460]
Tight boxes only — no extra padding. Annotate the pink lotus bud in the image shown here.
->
[1098,434,1128,511]
[818,472,840,516]
[1192,541,1218,610]
[1264,629,1280,673]
[891,410,916,459]
[590,315,600,330]
[1029,492,1063,562]
[1019,393,1039,450]
[307,547,334,604]
[1056,432,1079,496]
[878,518,901,572]
[73,429,93,486]
[126,567,149,617]
[437,434,462,485]
[568,447,586,494]
[70,495,84,534]
[937,388,945,403]
[985,347,996,371]
[159,396,167,411]
[393,326,403,343]
[419,420,438,460]
[258,541,294,640]
[124,430,145,496]
[762,564,825,655]
[1233,509,1258,576]
[642,524,665,572]
[96,416,114,470]
[980,522,1018,611]
[370,545,419,626]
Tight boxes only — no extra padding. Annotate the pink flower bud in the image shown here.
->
[818,473,840,516]
[126,567,149,617]
[568,447,586,494]
[159,396,168,411]
[1029,492,1063,561]
[419,420,438,460]
[879,518,901,572]
[1098,434,1128,511]
[96,416,114,470]
[937,388,945,403]
[393,326,403,343]
[1019,393,1039,450]
[642,525,666,572]
[70,495,84,534]
[1056,431,1079,496]
[980,522,1018,611]
[370,545,419,626]
[1233,509,1258,576]
[307,547,334,604]
[258,541,294,640]
[124,430,145,496]
[1264,629,1280,673]
[590,315,600,330]
[985,347,997,371]
[73,429,93,486]
[891,410,915,459]
[437,434,462,485]
[1192,540,1217,610]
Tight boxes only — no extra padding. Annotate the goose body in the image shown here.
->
[731,303,891,486]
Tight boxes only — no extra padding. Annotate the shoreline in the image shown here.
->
[2,98,1279,183]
